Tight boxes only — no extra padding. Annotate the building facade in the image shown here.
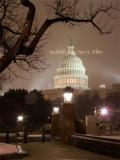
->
[54,41,88,90]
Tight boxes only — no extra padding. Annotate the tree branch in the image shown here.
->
[0,0,119,74]
[2,26,22,35]
[0,0,36,73]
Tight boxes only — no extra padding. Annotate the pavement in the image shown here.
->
[0,134,120,159]
[18,142,119,160]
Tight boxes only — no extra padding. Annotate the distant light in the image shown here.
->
[53,107,59,115]
[17,115,24,122]
[99,84,106,89]
[100,108,108,116]
[94,108,97,116]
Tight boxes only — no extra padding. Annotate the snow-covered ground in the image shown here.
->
[0,143,25,155]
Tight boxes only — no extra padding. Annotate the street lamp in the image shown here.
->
[99,107,112,135]
[100,108,109,117]
[17,115,24,122]
[53,107,60,115]
[51,107,60,139]
[17,114,28,143]
[60,87,75,142]
[63,87,73,103]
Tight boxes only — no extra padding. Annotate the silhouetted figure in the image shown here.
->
[23,125,28,143]
[41,124,46,142]
[6,127,10,143]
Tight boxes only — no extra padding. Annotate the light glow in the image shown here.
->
[100,108,108,116]
[53,107,59,114]
[17,115,24,122]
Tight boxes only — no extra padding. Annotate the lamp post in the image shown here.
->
[60,87,75,142]
[17,114,28,143]
[95,107,111,135]
[51,107,60,139]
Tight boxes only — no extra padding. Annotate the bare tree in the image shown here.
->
[0,0,119,74]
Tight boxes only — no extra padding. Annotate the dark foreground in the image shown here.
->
[17,142,119,160]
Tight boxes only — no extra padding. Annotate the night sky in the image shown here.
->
[3,0,120,92]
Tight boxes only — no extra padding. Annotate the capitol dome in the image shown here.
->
[54,41,88,90]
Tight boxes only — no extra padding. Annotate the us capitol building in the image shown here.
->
[43,40,89,100]
[54,41,88,89]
